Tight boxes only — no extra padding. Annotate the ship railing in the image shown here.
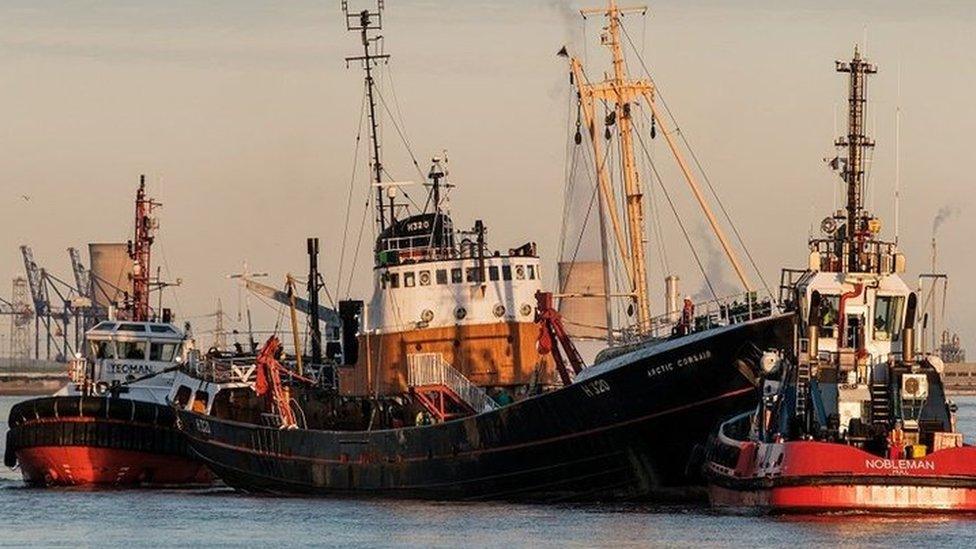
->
[807,238,901,275]
[706,412,753,474]
[778,268,809,309]
[187,355,257,385]
[407,353,499,413]
[612,291,777,346]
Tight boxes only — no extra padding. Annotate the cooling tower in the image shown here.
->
[88,243,132,311]
[557,261,606,340]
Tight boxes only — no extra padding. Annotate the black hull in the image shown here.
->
[179,313,794,501]
[5,396,210,486]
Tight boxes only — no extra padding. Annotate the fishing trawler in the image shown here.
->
[174,1,792,501]
[4,178,210,487]
[703,47,976,513]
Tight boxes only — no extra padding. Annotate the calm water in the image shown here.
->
[2,395,976,548]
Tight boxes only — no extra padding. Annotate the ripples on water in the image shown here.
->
[2,395,976,547]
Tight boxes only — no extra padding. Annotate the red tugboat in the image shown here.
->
[703,47,976,513]
[4,177,210,487]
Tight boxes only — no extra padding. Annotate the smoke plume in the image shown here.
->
[932,205,961,237]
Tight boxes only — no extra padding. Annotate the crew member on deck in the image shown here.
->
[888,421,906,460]
[679,296,695,335]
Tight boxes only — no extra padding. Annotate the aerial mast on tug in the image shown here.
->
[128,175,162,322]
[831,46,881,272]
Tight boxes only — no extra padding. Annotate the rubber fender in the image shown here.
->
[132,401,157,424]
[107,398,134,421]
[33,398,58,420]
[80,397,104,418]
[4,431,17,467]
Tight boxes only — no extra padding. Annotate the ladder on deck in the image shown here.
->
[795,360,811,417]
[870,364,891,426]
[870,382,891,425]
[407,353,498,422]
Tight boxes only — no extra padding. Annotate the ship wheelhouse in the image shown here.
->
[63,320,187,404]
[330,155,557,397]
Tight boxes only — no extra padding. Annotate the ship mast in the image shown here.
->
[569,0,752,333]
[344,1,390,235]
[129,175,161,322]
[835,46,877,270]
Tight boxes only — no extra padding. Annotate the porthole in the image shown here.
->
[419,271,431,286]
[455,307,467,320]
[493,304,506,317]
[421,309,434,323]
[515,265,526,280]
[520,304,533,317]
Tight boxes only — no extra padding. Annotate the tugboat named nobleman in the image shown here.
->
[704,47,976,513]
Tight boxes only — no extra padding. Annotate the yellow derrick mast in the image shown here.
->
[567,0,752,334]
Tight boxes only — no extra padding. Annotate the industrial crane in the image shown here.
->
[20,245,84,361]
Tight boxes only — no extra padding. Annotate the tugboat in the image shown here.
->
[703,47,976,513]
[174,1,792,501]
[4,178,210,487]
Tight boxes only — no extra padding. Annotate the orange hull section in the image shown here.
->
[16,446,212,487]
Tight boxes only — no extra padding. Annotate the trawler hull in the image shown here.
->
[178,313,793,501]
[5,396,211,487]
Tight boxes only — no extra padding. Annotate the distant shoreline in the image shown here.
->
[0,374,67,396]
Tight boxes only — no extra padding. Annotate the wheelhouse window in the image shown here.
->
[174,386,192,408]
[528,265,536,280]
[91,340,116,359]
[117,341,147,360]
[488,266,500,281]
[451,268,463,283]
[404,272,416,288]
[419,270,431,286]
[874,295,905,341]
[389,273,400,289]
[150,342,179,362]
[436,269,448,285]
[502,265,512,281]
[817,295,840,338]
[465,267,482,283]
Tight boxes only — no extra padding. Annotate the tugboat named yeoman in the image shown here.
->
[4,178,210,487]
[704,48,976,513]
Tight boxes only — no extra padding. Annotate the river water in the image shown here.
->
[2,395,976,548]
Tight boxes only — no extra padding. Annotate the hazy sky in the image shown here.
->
[1,1,974,352]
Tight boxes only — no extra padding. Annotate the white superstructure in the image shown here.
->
[61,320,187,405]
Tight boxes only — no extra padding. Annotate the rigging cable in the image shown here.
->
[336,83,369,298]
[620,23,773,301]
[344,192,372,298]
[555,101,577,289]
[633,121,719,302]
[374,87,425,204]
